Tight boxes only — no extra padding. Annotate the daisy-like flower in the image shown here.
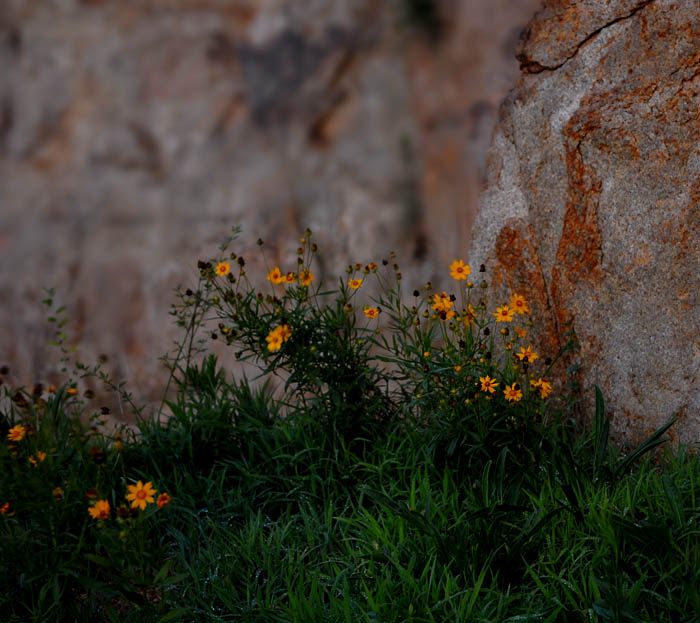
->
[514,327,527,338]
[7,425,26,442]
[348,278,363,290]
[504,383,523,403]
[126,480,156,511]
[88,499,111,520]
[516,346,539,363]
[157,493,171,508]
[267,267,284,284]
[449,259,471,280]
[479,376,499,393]
[284,272,296,284]
[431,292,456,320]
[215,261,230,277]
[509,293,529,315]
[363,306,380,319]
[493,305,515,322]
[299,269,314,286]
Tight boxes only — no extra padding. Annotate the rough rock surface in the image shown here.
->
[0,0,539,411]
[470,0,700,444]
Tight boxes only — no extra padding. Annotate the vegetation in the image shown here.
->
[0,227,697,622]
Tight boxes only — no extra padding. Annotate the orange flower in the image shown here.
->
[52,487,64,502]
[215,261,230,277]
[28,451,46,466]
[88,499,111,520]
[0,502,10,515]
[157,493,171,508]
[126,480,156,511]
[284,272,296,284]
[514,327,527,338]
[348,278,363,290]
[7,425,26,442]
[66,387,78,396]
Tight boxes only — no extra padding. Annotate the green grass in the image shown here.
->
[1,229,698,622]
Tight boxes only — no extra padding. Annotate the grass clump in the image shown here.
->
[0,227,698,622]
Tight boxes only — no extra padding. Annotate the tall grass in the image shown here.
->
[1,228,697,622]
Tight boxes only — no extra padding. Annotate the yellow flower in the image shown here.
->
[493,305,515,322]
[284,272,296,284]
[449,259,471,280]
[267,267,284,284]
[479,376,499,393]
[463,304,477,326]
[516,346,539,363]
[52,487,64,502]
[454,365,462,372]
[157,493,171,508]
[538,379,553,399]
[88,499,111,520]
[66,387,78,396]
[266,325,292,352]
[299,269,314,286]
[504,384,523,403]
[126,480,156,511]
[7,425,26,442]
[431,292,455,320]
[215,261,230,277]
[509,293,529,315]
[349,278,363,290]
[514,327,527,338]
[363,306,380,319]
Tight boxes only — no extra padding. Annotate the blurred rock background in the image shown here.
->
[0,0,540,409]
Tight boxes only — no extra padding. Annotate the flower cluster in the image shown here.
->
[266,324,292,352]
[88,479,171,521]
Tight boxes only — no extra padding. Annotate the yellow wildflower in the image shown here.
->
[215,261,230,277]
[363,306,380,319]
[504,384,523,403]
[349,278,363,290]
[28,451,46,466]
[431,292,455,320]
[479,376,499,393]
[493,305,515,322]
[126,480,156,511]
[7,425,26,442]
[514,327,527,338]
[449,259,471,280]
[88,499,111,520]
[516,346,539,363]
[299,269,314,286]
[267,267,284,284]
[284,272,296,284]
[509,293,529,315]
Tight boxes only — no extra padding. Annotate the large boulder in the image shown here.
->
[470,0,700,444]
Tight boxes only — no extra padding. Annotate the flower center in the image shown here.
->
[136,490,147,500]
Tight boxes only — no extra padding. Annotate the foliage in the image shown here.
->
[0,227,694,622]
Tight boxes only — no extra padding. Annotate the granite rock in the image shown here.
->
[470,0,700,444]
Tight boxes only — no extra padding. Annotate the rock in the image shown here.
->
[0,0,540,414]
[470,0,700,445]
